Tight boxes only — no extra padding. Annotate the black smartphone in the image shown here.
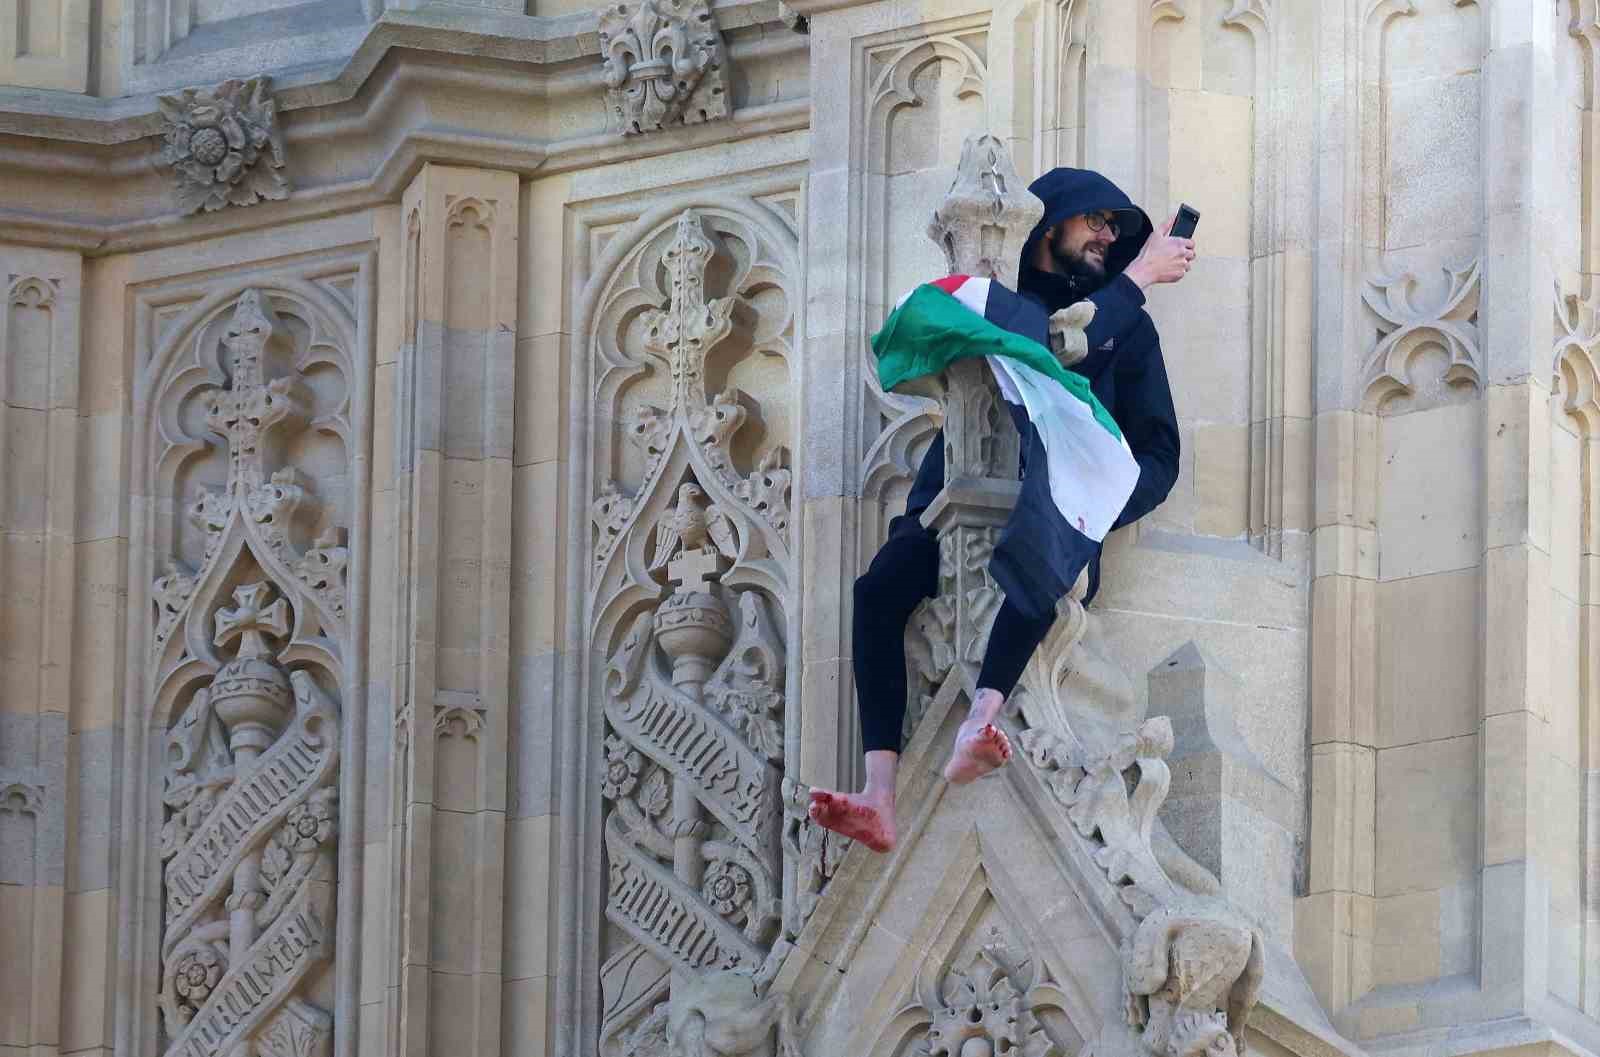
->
[1171,203,1200,239]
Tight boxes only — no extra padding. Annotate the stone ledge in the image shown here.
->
[0,0,790,142]
[0,3,809,253]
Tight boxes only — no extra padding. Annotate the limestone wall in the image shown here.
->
[0,1,1597,1057]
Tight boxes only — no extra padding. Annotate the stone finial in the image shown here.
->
[927,134,1044,290]
[598,0,729,135]
[157,76,289,215]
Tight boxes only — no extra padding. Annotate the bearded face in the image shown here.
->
[1048,212,1119,284]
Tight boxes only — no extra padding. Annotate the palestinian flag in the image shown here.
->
[873,275,1140,543]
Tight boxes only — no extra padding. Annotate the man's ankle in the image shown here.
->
[967,688,1004,724]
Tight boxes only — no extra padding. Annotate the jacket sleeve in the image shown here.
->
[1111,318,1181,530]
[1083,272,1148,350]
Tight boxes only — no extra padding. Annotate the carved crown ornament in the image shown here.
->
[143,286,355,1057]
[158,76,290,215]
[598,0,730,134]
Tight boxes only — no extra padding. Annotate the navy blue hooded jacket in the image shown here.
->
[899,167,1181,608]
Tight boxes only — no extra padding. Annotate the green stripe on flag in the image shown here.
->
[871,284,1123,441]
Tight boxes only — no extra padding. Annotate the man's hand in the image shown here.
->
[1123,213,1196,291]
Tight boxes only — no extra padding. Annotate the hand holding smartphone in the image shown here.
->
[1125,204,1200,290]
[1170,203,1201,239]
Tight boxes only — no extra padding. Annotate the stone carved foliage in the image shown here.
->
[586,207,797,1055]
[1020,717,1263,1057]
[149,288,355,1057]
[599,0,729,135]
[158,77,289,215]
[1361,258,1482,411]
[899,947,1063,1057]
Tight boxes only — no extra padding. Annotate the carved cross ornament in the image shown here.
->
[214,581,290,657]
[157,76,290,215]
[598,0,730,134]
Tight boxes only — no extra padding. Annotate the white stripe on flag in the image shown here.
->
[946,276,991,318]
[985,355,1140,542]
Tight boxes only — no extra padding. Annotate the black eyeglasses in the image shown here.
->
[1083,212,1120,237]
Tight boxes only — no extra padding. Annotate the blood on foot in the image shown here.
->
[807,789,895,853]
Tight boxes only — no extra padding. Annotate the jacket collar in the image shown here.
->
[1018,263,1106,312]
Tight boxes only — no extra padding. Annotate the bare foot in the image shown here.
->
[943,720,1012,784]
[808,789,896,853]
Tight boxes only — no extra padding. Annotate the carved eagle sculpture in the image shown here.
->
[650,482,738,572]
[650,483,710,572]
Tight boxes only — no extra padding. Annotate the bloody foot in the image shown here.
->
[942,720,1012,784]
[807,789,896,853]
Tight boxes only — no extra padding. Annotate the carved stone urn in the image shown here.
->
[653,577,734,691]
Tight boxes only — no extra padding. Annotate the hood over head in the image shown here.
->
[1019,167,1154,280]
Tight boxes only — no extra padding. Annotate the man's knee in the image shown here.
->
[857,536,938,609]
[854,564,917,614]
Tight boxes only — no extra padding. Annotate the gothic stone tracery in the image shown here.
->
[586,207,798,1055]
[150,288,353,1057]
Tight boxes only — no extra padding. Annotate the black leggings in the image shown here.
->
[853,517,1057,753]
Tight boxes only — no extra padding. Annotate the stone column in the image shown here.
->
[1472,0,1564,1025]
[0,245,80,1057]
[387,164,519,1057]
[914,134,1041,688]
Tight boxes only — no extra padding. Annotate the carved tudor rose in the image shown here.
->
[598,0,729,134]
[158,76,290,215]
[151,289,351,1057]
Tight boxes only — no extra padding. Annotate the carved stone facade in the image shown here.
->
[2,4,1600,1057]
[136,286,358,1057]
[582,203,799,1054]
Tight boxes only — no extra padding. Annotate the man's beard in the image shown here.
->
[1050,236,1110,286]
